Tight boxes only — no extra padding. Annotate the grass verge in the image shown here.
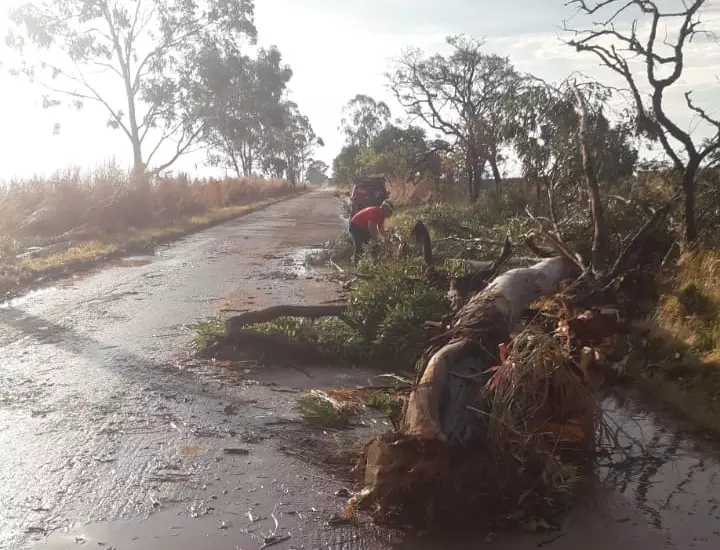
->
[0,190,305,298]
[627,249,720,433]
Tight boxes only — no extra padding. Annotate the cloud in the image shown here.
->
[1,0,718,178]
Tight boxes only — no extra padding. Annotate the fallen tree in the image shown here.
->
[225,304,347,334]
[412,220,518,309]
[199,216,653,524]
[402,257,575,441]
[204,232,524,364]
[344,256,597,524]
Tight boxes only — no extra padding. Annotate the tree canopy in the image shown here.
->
[389,36,522,200]
[7,0,318,183]
[7,0,258,176]
[340,94,391,149]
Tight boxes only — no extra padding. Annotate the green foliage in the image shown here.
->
[200,45,295,178]
[270,101,322,185]
[340,94,391,149]
[193,315,225,353]
[332,144,364,186]
[332,122,448,186]
[243,254,450,369]
[253,316,367,360]
[367,391,404,425]
[306,160,330,185]
[389,35,522,200]
[297,391,359,429]
[509,80,639,192]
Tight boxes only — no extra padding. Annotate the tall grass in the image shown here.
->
[387,177,535,207]
[0,162,300,294]
[0,161,295,245]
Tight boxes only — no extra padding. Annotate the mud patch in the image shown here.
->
[259,270,299,281]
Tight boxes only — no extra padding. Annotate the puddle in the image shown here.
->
[115,255,155,267]
[25,384,720,550]
[594,390,720,547]
[0,286,60,309]
[286,247,326,278]
[31,508,278,550]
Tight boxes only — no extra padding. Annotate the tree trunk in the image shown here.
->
[468,159,485,202]
[402,257,573,442]
[351,257,578,523]
[489,154,502,190]
[121,69,143,178]
[573,86,609,273]
[465,156,476,202]
[225,305,346,335]
[232,158,242,179]
[682,161,699,243]
[240,143,253,177]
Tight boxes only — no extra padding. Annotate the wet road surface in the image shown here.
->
[2,190,720,549]
[1,190,391,549]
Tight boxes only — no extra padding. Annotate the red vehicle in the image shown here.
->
[350,175,389,216]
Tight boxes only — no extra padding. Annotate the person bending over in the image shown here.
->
[348,200,394,264]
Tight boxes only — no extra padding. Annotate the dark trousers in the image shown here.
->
[349,222,371,263]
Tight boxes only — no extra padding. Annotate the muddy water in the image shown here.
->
[403,392,720,550]
[596,392,720,548]
[30,388,720,550]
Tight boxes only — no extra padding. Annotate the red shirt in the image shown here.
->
[351,206,385,230]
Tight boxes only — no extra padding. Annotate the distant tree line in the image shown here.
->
[7,0,326,186]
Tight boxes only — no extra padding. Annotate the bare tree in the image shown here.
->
[388,35,521,201]
[564,0,720,242]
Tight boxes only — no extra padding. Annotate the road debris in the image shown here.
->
[223,447,250,455]
[260,534,291,549]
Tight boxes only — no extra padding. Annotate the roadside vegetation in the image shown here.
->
[0,166,303,296]
[2,0,332,296]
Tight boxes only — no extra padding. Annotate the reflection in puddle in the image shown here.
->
[597,391,720,547]
[287,246,325,278]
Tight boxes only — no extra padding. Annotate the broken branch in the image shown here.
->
[225,305,346,334]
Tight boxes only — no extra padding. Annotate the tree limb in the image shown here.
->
[225,305,347,335]
[606,191,682,280]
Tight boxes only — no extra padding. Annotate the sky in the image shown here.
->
[0,0,718,180]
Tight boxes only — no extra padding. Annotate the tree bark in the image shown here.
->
[682,161,699,243]
[489,154,502,190]
[401,257,574,442]
[465,155,476,202]
[471,160,485,202]
[573,86,609,273]
[225,305,346,335]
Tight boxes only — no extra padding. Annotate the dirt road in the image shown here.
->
[0,190,389,549]
[2,189,720,549]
